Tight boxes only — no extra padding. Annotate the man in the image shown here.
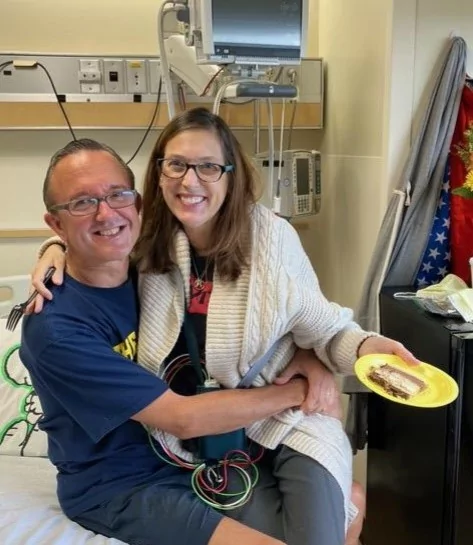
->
[21,138,339,545]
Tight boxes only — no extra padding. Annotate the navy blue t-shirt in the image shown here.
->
[20,272,169,518]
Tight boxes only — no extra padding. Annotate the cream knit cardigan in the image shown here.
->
[137,204,375,526]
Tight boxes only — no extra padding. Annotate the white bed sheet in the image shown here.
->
[0,456,127,545]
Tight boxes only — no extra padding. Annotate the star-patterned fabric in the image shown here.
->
[414,163,451,289]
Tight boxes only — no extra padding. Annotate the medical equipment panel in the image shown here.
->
[254,149,321,218]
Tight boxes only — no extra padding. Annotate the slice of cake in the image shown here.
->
[368,363,427,400]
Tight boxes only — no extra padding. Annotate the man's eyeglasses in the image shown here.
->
[158,158,234,183]
[48,189,138,217]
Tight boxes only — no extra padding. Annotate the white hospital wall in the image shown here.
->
[412,1,473,135]
[1,0,319,57]
[385,0,473,200]
[1,0,177,55]
[2,0,472,303]
[306,0,393,308]
[310,0,473,310]
[0,131,156,276]
[0,0,319,278]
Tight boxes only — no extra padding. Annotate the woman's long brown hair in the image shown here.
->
[134,107,260,281]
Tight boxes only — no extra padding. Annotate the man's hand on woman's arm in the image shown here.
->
[274,349,342,418]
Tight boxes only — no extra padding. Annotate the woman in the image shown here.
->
[34,107,416,545]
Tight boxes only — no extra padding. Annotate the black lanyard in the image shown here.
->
[183,306,206,385]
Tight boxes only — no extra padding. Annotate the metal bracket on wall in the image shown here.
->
[0,52,324,130]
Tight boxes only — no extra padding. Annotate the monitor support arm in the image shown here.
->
[164,35,221,97]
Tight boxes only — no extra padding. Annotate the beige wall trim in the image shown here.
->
[0,102,322,129]
[0,229,52,239]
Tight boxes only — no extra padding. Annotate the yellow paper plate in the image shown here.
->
[354,354,459,408]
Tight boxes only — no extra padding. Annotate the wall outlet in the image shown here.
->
[78,58,102,93]
[78,70,101,82]
[79,59,101,72]
[125,59,148,94]
[80,83,101,93]
[103,59,125,94]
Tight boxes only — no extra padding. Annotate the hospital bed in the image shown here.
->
[0,274,125,545]
[0,456,125,544]
[0,273,367,544]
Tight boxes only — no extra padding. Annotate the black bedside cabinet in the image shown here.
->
[363,288,473,545]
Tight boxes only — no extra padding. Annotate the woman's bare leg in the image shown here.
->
[209,518,286,545]
[345,481,366,545]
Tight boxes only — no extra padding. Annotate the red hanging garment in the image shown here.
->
[449,83,473,284]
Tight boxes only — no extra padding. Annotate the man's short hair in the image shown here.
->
[43,139,135,209]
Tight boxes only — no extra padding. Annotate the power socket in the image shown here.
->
[78,70,101,83]
[80,83,101,94]
[79,59,101,72]
[78,58,102,93]
[125,59,148,94]
[103,59,125,94]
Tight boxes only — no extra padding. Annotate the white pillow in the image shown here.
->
[0,317,48,457]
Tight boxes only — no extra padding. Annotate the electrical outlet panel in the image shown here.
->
[125,59,148,94]
[0,53,324,128]
[80,82,101,94]
[78,58,102,94]
[78,70,101,83]
[148,59,164,95]
[103,59,125,94]
[79,59,100,71]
